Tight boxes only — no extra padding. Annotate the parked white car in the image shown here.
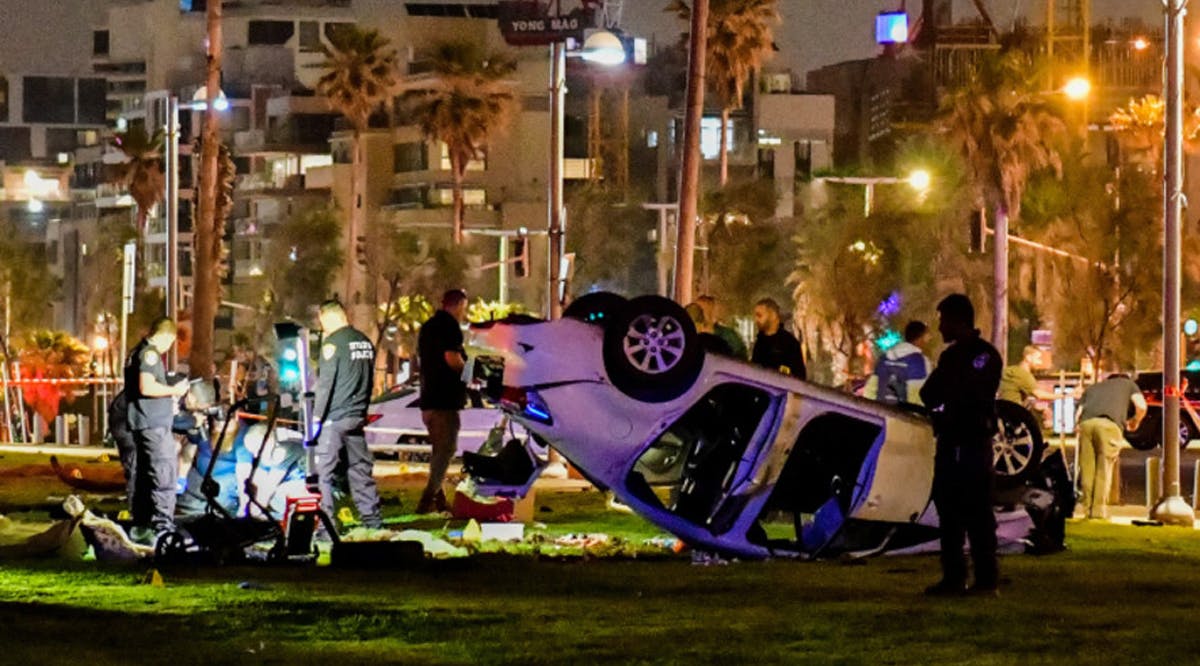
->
[365,380,519,457]
[465,293,1073,559]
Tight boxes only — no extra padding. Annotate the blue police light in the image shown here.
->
[875,12,908,45]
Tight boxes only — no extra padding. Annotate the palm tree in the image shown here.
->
[16,330,89,439]
[191,0,224,380]
[315,25,398,299]
[940,51,1067,358]
[671,0,779,186]
[108,126,165,231]
[401,40,518,244]
[1110,95,1164,174]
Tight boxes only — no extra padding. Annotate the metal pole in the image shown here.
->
[498,235,509,304]
[547,42,566,319]
[1153,0,1194,525]
[673,0,708,305]
[165,96,180,365]
[121,241,136,363]
[12,362,27,444]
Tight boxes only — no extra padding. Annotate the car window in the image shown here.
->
[626,383,772,528]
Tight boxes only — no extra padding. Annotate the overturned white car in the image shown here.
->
[466,294,1073,559]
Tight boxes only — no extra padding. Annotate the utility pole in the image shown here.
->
[1152,0,1194,526]
[547,41,567,319]
[673,0,707,304]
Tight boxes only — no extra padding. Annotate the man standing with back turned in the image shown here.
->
[417,289,470,514]
[313,299,382,531]
[919,294,1003,596]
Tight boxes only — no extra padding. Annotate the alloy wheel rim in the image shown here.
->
[622,313,686,374]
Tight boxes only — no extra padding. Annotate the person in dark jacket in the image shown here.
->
[919,294,1003,596]
[124,317,190,543]
[750,298,806,379]
[416,289,470,514]
[313,299,382,531]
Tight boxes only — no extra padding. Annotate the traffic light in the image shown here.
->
[512,236,529,278]
[1185,318,1200,371]
[274,322,310,396]
[354,235,367,267]
[968,209,986,254]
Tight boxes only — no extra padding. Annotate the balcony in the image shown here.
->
[379,206,502,230]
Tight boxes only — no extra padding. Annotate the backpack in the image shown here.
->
[874,350,928,404]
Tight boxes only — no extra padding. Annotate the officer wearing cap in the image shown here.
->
[919,294,1003,597]
[124,317,189,542]
[313,299,382,531]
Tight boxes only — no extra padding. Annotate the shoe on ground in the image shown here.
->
[128,525,156,547]
[415,489,449,515]
[923,580,968,597]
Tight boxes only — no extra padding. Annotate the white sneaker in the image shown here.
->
[542,461,569,479]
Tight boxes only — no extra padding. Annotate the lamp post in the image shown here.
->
[547,30,626,318]
[163,87,228,325]
[1153,0,1194,526]
[817,171,931,217]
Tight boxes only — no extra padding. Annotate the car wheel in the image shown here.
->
[564,291,627,325]
[993,400,1046,490]
[1125,409,1161,451]
[603,295,703,403]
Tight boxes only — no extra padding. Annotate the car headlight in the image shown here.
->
[500,387,554,426]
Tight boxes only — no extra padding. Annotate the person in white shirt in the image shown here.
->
[863,320,933,406]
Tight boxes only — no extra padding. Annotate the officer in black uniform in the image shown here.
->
[919,294,1003,597]
[124,317,189,542]
[312,299,382,530]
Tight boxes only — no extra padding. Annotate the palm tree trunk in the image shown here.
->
[719,106,730,187]
[452,155,465,245]
[189,0,222,380]
[674,0,709,304]
[992,204,1008,361]
[345,129,364,305]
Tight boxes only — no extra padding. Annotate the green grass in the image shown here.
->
[4,455,1200,663]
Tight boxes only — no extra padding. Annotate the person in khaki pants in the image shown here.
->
[1076,373,1147,519]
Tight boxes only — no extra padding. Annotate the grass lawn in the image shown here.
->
[3,452,1200,664]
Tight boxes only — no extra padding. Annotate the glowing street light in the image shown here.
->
[1064,77,1091,100]
[906,169,932,193]
[1133,37,1149,51]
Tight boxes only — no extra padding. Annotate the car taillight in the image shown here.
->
[365,413,383,425]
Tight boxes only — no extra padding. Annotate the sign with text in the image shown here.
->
[498,1,594,46]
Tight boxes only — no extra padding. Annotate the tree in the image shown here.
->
[190,0,225,380]
[262,206,344,322]
[107,126,165,231]
[940,50,1067,359]
[670,0,780,186]
[565,185,657,296]
[400,40,518,245]
[699,176,777,294]
[315,25,398,300]
[15,330,89,438]
[1110,94,1164,174]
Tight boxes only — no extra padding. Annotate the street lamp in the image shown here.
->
[818,171,932,217]
[547,30,625,319]
[164,86,228,325]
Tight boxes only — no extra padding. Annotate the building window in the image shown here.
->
[439,142,485,171]
[757,148,775,180]
[429,188,485,207]
[78,78,107,124]
[700,117,733,160]
[23,76,76,124]
[324,22,355,42]
[393,142,428,173]
[794,141,813,180]
[248,20,294,46]
[299,21,321,52]
[93,30,110,56]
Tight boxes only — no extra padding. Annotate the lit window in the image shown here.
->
[439,142,486,171]
[700,117,734,160]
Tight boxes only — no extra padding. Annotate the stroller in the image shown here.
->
[155,395,336,565]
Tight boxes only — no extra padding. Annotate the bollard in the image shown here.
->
[76,415,88,447]
[55,415,67,445]
[1147,456,1162,510]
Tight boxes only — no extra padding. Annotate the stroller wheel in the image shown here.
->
[154,530,190,563]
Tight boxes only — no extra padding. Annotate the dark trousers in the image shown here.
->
[420,410,460,505]
[932,439,998,587]
[315,416,381,529]
[132,426,177,533]
[113,426,138,513]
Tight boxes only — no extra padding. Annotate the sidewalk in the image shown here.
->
[1082,503,1200,528]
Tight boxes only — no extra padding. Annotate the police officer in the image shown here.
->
[312,299,383,531]
[919,294,1003,597]
[124,317,189,543]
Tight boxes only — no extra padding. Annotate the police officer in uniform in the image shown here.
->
[919,294,1003,596]
[313,299,383,531]
[124,317,189,543]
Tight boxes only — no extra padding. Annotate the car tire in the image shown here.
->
[564,291,627,326]
[1124,409,1194,451]
[993,400,1046,490]
[602,295,703,403]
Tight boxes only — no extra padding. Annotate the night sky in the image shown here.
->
[0,1,1170,83]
